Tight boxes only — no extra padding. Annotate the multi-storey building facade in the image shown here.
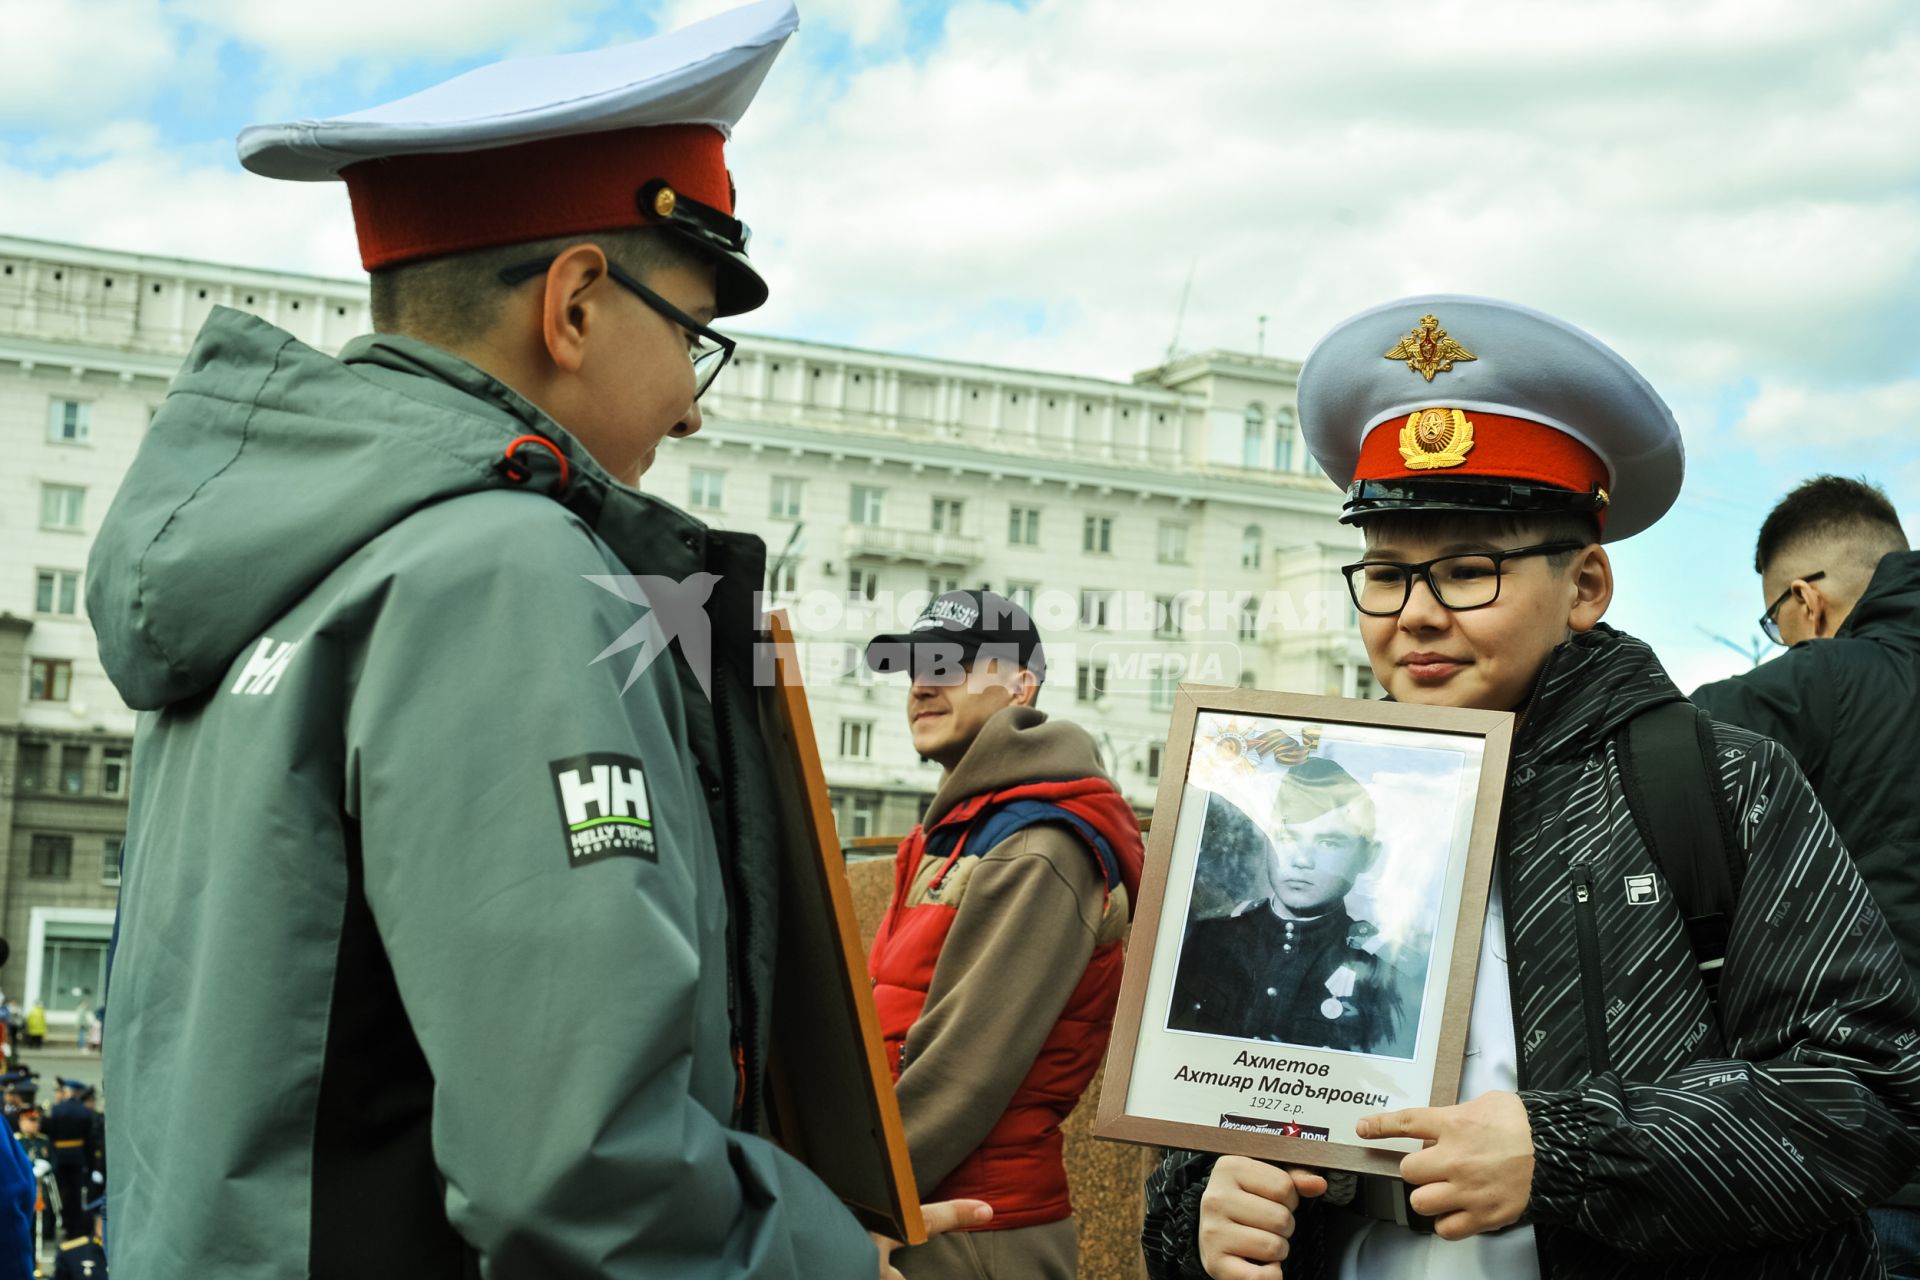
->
[0,233,1365,1009]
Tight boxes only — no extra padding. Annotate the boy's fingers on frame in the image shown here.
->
[1357,1106,1441,1141]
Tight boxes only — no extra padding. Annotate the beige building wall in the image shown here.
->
[0,234,1364,1005]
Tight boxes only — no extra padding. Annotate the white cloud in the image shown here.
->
[0,127,361,276]
[1733,379,1920,447]
[0,0,181,127]
[171,0,620,68]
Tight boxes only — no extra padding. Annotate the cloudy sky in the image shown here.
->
[4,0,1917,689]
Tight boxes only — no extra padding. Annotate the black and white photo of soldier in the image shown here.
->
[1166,755,1419,1058]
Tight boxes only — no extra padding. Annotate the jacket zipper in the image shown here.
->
[711,667,763,1135]
[1569,862,1613,1075]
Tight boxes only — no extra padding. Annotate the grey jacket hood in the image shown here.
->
[89,308,617,710]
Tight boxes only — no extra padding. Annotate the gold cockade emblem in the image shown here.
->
[1385,314,1477,382]
[1398,408,1476,470]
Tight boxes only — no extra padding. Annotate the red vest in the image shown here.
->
[868,777,1144,1229]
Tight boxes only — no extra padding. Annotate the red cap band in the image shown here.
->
[343,124,731,271]
[1356,408,1610,499]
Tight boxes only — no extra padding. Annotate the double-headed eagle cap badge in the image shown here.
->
[1385,313,1479,469]
[1385,313,1476,382]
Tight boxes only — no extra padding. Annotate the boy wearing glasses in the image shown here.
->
[1142,296,1920,1280]
[86,6,978,1278]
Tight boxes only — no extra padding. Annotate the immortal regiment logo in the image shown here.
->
[1219,1115,1331,1140]
[583,574,1348,696]
[549,752,656,866]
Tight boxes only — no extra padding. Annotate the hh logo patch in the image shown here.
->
[1624,873,1660,905]
[550,753,656,867]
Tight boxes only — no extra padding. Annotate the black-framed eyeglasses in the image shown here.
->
[497,257,736,400]
[1340,541,1586,617]
[1760,570,1825,646]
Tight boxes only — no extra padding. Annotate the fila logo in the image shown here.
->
[1624,873,1660,905]
[231,637,298,696]
[549,753,656,866]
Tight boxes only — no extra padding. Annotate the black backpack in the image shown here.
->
[1614,699,1749,1008]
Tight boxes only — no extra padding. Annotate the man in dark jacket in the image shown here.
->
[1694,474,1920,1275]
[1143,297,1920,1280]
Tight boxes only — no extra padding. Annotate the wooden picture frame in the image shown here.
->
[760,611,925,1243]
[1095,685,1514,1177]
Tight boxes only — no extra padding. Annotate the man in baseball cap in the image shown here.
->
[864,591,1142,1279]
[89,4,984,1276]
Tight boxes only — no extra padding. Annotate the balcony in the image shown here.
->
[841,524,984,567]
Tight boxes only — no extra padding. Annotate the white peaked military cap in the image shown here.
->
[1297,295,1684,542]
[236,0,799,316]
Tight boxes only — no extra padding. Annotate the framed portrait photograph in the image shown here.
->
[1095,685,1514,1176]
[758,611,925,1244]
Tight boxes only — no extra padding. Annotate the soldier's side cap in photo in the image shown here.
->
[1297,295,1683,542]
[866,589,1047,681]
[235,0,798,315]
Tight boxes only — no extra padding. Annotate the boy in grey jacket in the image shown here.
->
[89,5,982,1276]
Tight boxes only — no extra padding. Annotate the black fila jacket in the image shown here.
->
[1142,625,1920,1279]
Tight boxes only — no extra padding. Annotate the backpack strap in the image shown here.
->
[1615,700,1747,1001]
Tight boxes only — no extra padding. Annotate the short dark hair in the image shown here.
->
[1358,509,1601,569]
[1754,475,1909,575]
[368,226,711,346]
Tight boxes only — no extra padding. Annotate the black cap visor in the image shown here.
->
[1342,477,1608,526]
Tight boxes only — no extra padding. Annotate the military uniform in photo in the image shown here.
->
[1170,900,1402,1053]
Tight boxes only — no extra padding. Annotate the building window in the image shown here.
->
[837,793,881,839]
[1241,526,1262,570]
[1242,403,1265,468]
[850,484,885,526]
[1008,505,1041,546]
[767,556,799,596]
[1155,595,1183,639]
[16,743,48,792]
[1356,668,1379,700]
[927,575,960,597]
[1147,743,1165,782]
[839,720,874,759]
[1238,670,1259,689]
[1083,514,1113,554]
[1239,601,1260,641]
[29,659,72,703]
[40,484,85,531]
[1005,582,1036,613]
[1076,661,1108,703]
[1156,521,1189,565]
[1274,406,1298,471]
[35,569,80,616]
[848,566,880,601]
[769,476,803,519]
[1150,673,1178,712]
[58,746,87,795]
[1079,589,1111,630]
[931,498,964,534]
[102,837,125,886]
[100,749,128,797]
[46,399,90,444]
[29,835,73,880]
[688,467,725,511]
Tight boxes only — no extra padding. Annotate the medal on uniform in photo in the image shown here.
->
[1398,407,1475,470]
[1322,964,1358,1020]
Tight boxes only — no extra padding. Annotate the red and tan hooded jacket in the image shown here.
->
[868,706,1144,1230]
